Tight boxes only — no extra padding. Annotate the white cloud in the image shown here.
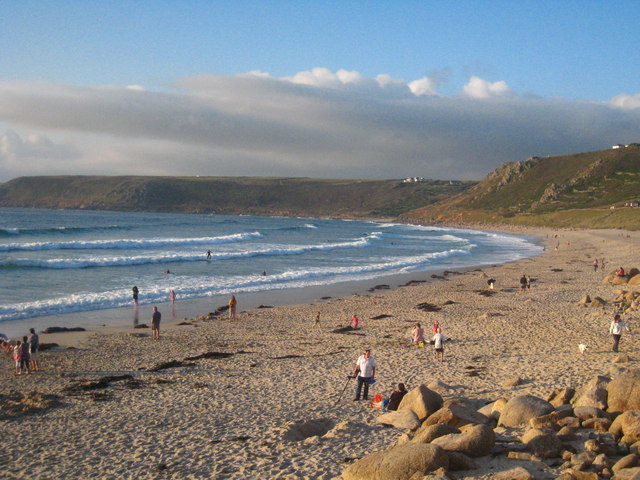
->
[463,76,512,98]
[610,93,640,110]
[408,76,438,96]
[0,70,639,182]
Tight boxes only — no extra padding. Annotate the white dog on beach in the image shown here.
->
[578,343,588,354]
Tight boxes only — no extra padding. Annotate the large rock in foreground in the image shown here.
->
[342,443,449,480]
[608,370,640,413]
[376,410,421,431]
[498,395,554,427]
[572,375,610,410]
[397,385,443,421]
[609,411,640,443]
[430,424,495,457]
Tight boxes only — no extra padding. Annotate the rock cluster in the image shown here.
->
[343,369,640,480]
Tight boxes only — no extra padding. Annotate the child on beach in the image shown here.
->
[315,311,320,328]
[433,327,444,362]
[351,315,359,329]
[13,341,22,375]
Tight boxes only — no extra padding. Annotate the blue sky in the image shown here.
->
[0,1,639,181]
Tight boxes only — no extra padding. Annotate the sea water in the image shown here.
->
[0,208,542,334]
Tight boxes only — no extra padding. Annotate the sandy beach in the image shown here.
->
[1,227,638,480]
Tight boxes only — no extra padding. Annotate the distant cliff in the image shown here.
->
[0,176,475,218]
[400,145,640,230]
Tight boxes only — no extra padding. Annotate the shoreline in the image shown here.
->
[2,225,639,479]
[0,222,541,340]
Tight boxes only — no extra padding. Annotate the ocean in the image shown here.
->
[0,208,542,336]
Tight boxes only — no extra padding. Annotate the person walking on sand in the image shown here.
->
[228,295,237,319]
[593,259,599,272]
[412,323,425,346]
[351,349,376,401]
[351,314,359,329]
[28,328,40,372]
[433,327,444,362]
[132,286,139,306]
[315,311,321,328]
[609,314,631,352]
[151,306,161,340]
[526,275,531,291]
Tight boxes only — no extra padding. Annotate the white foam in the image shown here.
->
[0,231,263,252]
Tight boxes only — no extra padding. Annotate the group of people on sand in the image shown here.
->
[350,348,408,409]
[411,320,445,362]
[3,328,40,375]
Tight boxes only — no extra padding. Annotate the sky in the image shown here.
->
[1,1,639,182]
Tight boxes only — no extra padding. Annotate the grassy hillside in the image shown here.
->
[400,145,640,230]
[0,176,474,218]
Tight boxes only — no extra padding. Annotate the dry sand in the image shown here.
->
[1,227,638,480]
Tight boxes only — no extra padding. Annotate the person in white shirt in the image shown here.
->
[609,314,631,352]
[433,327,444,362]
[352,349,376,401]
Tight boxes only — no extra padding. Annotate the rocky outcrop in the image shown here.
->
[342,443,449,480]
[397,385,443,421]
[430,424,495,457]
[498,395,554,427]
[607,369,640,413]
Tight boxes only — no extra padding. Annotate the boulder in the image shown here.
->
[398,385,443,421]
[376,410,422,431]
[446,451,478,471]
[491,398,508,416]
[529,409,573,430]
[612,277,630,286]
[613,467,640,480]
[548,388,576,408]
[556,471,599,480]
[431,424,495,457]
[582,418,612,432]
[558,417,581,428]
[498,395,554,427]
[422,404,490,428]
[342,443,449,480]
[412,424,460,444]
[629,274,640,286]
[610,411,640,443]
[502,377,522,388]
[572,376,611,410]
[612,454,639,473]
[574,406,608,420]
[608,370,640,413]
[521,428,563,458]
[492,467,535,480]
[557,426,578,441]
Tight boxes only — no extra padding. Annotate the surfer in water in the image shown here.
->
[132,286,139,306]
[206,250,212,260]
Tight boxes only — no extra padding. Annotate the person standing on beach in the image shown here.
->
[20,336,31,373]
[228,295,237,319]
[151,306,161,340]
[519,274,527,293]
[526,275,531,291]
[609,314,631,352]
[169,289,176,304]
[28,328,40,372]
[315,311,321,328]
[433,327,444,362]
[351,315,359,329]
[593,259,599,272]
[132,286,139,306]
[13,341,22,375]
[352,349,376,401]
